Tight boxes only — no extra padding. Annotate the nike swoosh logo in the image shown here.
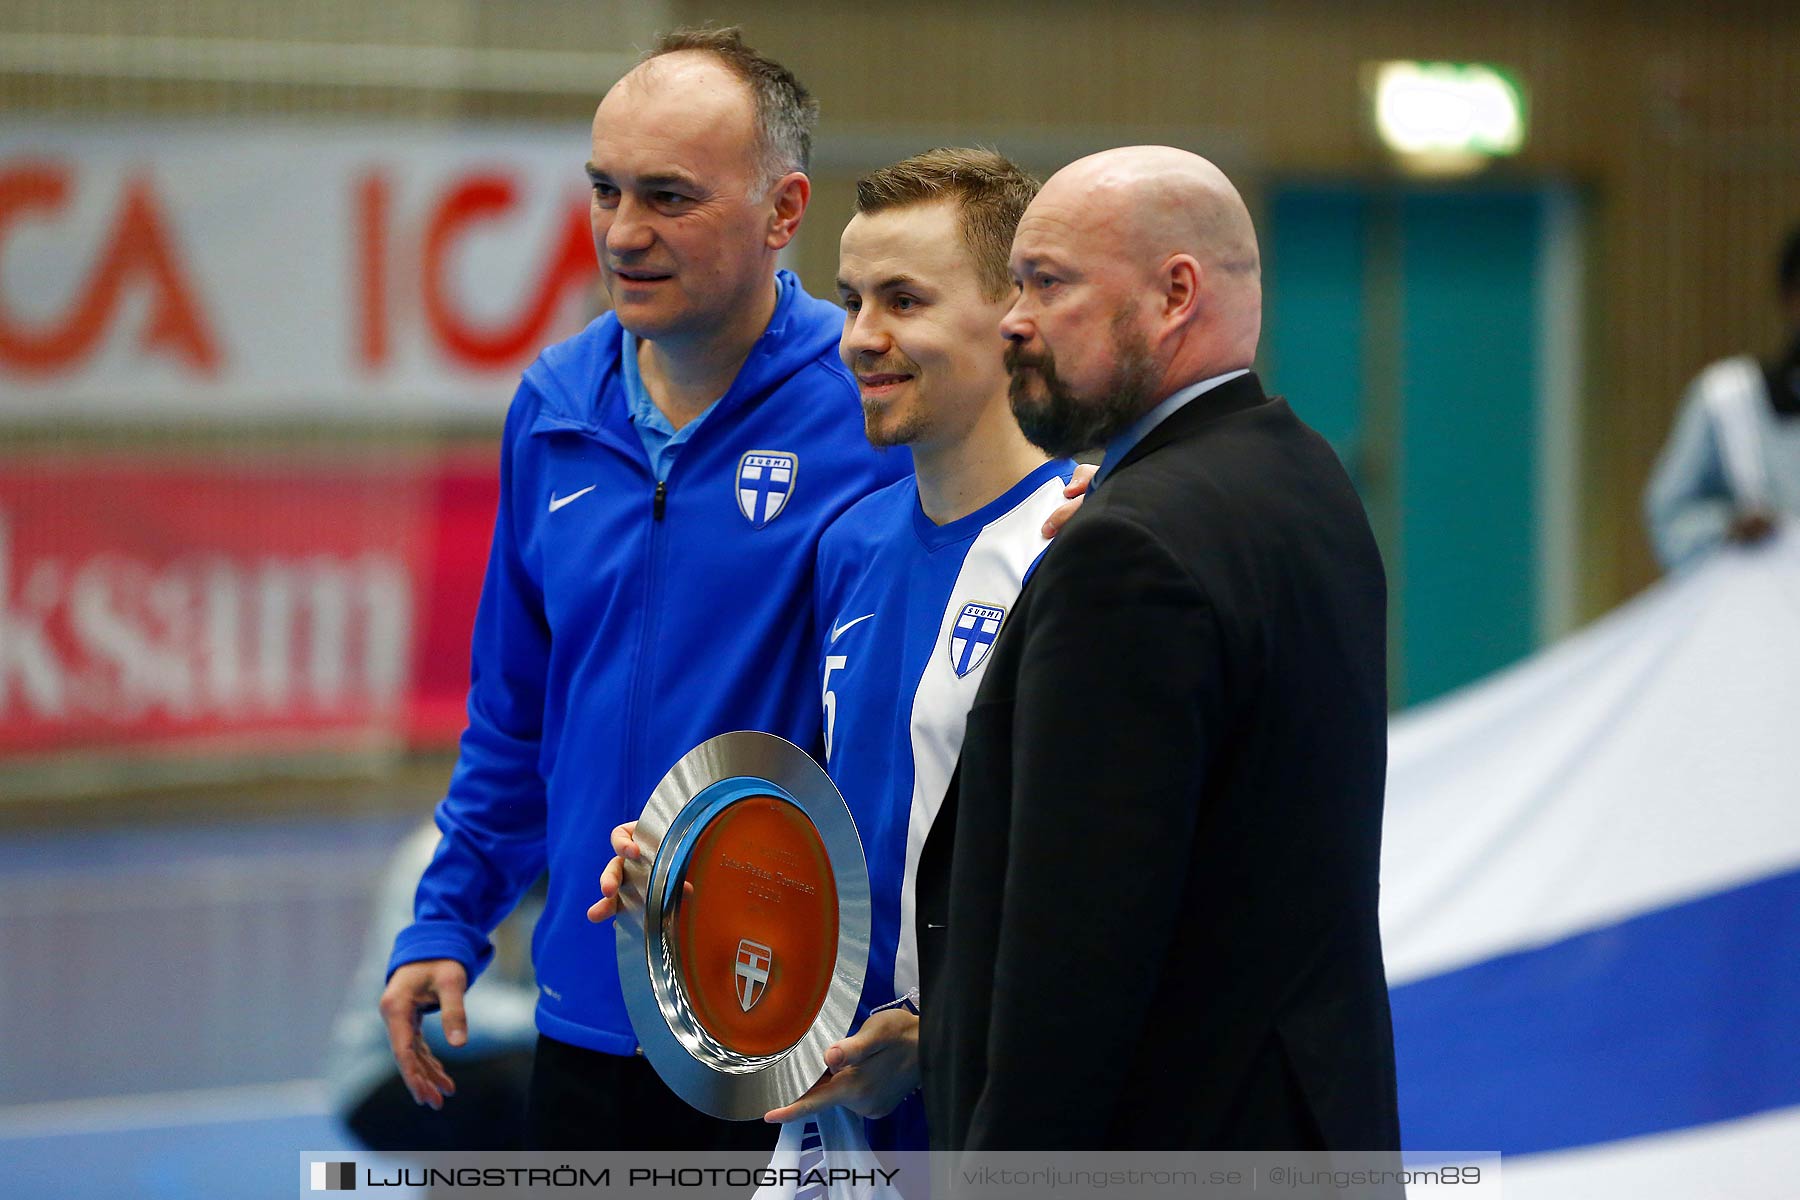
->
[548,485,596,513]
[830,613,875,643]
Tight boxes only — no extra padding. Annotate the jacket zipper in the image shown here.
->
[624,472,670,813]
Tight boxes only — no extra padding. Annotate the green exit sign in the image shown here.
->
[1371,61,1528,161]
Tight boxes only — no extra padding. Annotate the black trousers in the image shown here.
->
[525,1035,780,1152]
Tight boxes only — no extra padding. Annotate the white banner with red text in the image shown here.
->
[0,121,601,419]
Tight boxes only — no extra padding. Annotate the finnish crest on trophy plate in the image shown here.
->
[734,938,772,1012]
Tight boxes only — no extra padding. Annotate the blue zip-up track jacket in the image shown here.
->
[390,272,908,1054]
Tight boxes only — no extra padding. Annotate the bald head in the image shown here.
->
[1013,147,1262,389]
[1046,147,1259,281]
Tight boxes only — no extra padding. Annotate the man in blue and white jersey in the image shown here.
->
[594,149,1082,1156]
[780,148,1082,1151]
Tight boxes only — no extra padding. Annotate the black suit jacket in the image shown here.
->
[918,373,1401,1151]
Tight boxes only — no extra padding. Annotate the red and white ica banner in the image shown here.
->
[0,453,498,761]
[0,121,600,419]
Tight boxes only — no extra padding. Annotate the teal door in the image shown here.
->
[1264,183,1577,708]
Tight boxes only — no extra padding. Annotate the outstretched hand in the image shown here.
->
[378,958,467,1110]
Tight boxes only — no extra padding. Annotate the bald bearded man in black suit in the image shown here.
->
[917,147,1401,1156]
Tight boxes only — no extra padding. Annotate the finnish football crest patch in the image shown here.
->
[949,602,1006,678]
[735,938,772,1012]
[736,451,797,528]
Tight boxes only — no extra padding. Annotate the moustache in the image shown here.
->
[854,354,920,379]
[1003,343,1052,375]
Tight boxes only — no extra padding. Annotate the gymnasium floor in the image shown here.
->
[0,808,424,1199]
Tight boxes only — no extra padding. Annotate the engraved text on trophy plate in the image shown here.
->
[669,795,839,1056]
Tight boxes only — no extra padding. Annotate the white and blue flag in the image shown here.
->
[1380,531,1800,1198]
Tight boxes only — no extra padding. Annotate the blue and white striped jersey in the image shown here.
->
[813,457,1076,1026]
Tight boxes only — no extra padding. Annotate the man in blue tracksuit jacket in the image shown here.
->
[378,29,905,1150]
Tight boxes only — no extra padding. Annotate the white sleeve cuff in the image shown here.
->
[871,987,920,1015]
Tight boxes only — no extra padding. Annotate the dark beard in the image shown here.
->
[1004,313,1159,457]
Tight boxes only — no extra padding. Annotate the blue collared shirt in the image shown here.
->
[1091,368,1251,490]
[621,329,723,482]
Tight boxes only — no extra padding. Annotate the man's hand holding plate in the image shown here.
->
[587,821,640,924]
[762,1008,920,1123]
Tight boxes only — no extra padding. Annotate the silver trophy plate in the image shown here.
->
[614,731,870,1120]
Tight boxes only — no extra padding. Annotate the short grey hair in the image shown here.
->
[645,26,819,195]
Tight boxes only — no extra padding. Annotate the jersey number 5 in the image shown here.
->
[822,654,848,762]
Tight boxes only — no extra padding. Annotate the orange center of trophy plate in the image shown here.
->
[671,794,838,1056]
